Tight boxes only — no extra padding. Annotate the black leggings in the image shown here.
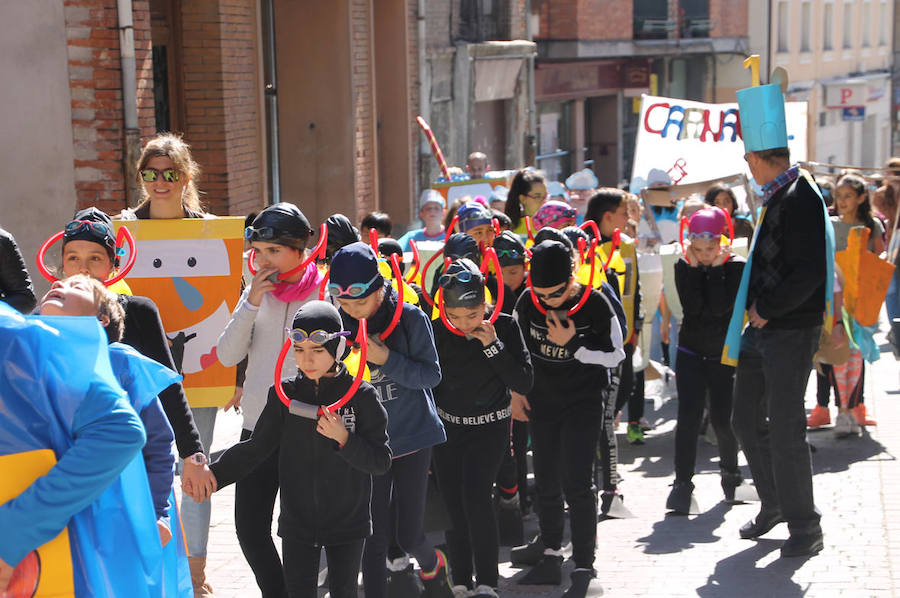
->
[614,344,644,422]
[673,350,739,482]
[530,401,600,570]
[433,420,508,589]
[282,538,364,598]
[597,370,621,492]
[362,448,437,598]
[235,429,287,598]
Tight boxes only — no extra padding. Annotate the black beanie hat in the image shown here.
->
[441,258,485,309]
[330,242,384,299]
[560,226,589,251]
[291,300,347,359]
[249,202,313,249]
[529,240,573,288]
[444,233,481,264]
[533,227,573,252]
[492,231,526,267]
[64,207,117,260]
[325,214,361,258]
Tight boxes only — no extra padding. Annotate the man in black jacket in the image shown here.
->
[730,73,831,558]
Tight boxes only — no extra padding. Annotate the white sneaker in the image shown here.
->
[452,585,472,598]
[470,585,498,598]
[834,411,861,438]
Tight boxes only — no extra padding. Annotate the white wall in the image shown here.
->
[0,1,76,300]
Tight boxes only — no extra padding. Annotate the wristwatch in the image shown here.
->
[186,452,208,466]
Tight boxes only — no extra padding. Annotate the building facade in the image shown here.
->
[737,0,894,167]
[532,0,749,187]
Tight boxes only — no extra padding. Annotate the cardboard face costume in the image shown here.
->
[115,218,245,408]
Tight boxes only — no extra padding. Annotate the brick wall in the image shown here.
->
[534,0,632,41]
[351,0,376,221]
[180,0,262,217]
[710,0,747,38]
[66,0,155,214]
[427,0,453,48]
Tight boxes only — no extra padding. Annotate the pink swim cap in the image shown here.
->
[687,207,727,240]
[533,200,577,229]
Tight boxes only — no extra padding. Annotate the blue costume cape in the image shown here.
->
[0,304,191,597]
[723,169,835,364]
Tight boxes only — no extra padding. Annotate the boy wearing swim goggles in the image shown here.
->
[329,242,453,598]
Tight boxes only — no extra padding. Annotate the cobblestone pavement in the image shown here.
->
[192,324,900,598]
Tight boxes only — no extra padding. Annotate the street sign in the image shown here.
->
[842,107,866,121]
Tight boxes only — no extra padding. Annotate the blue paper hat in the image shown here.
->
[736,83,788,152]
[565,168,598,190]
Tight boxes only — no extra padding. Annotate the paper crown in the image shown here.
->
[565,168,599,190]
[546,181,570,202]
[737,84,788,152]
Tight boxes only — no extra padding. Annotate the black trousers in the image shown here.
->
[362,448,437,598]
[614,344,644,422]
[530,401,599,569]
[732,326,822,536]
[597,368,621,492]
[673,350,739,482]
[282,538,365,598]
[236,428,287,598]
[434,420,508,589]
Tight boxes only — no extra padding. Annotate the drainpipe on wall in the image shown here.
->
[525,0,536,165]
[417,0,429,201]
[117,0,140,207]
[262,0,281,204]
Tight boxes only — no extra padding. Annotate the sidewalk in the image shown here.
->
[194,325,900,598]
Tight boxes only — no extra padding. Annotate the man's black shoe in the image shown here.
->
[510,535,544,566]
[780,532,824,557]
[518,554,563,586]
[739,510,784,539]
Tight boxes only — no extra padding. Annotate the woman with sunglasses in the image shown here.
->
[216,202,324,598]
[666,207,746,514]
[120,133,223,596]
[328,242,452,598]
[431,258,532,598]
[509,240,624,598]
[209,301,390,598]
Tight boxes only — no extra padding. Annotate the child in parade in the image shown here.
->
[456,201,497,247]
[494,231,528,303]
[0,302,148,597]
[325,213,363,262]
[397,190,446,252]
[328,242,453,598]
[533,201,578,230]
[510,240,625,598]
[362,211,394,240]
[811,174,885,436]
[208,301,391,598]
[506,169,548,238]
[216,202,324,597]
[431,258,534,598]
[39,274,179,545]
[665,208,746,514]
[585,189,645,444]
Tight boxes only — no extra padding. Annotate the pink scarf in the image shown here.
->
[270,262,323,303]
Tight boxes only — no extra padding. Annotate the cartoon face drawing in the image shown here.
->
[115,219,244,408]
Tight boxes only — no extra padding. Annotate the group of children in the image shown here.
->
[1,127,896,598]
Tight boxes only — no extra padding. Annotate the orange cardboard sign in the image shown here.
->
[115,218,244,408]
[835,226,895,327]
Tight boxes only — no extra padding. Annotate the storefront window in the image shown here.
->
[536,101,571,182]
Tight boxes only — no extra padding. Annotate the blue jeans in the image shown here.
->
[732,326,822,536]
[179,406,217,557]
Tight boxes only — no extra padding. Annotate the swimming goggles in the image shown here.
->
[328,273,381,298]
[438,269,474,288]
[285,328,351,345]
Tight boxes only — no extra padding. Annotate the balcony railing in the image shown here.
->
[634,18,677,40]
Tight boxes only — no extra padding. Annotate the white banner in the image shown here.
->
[629,95,808,194]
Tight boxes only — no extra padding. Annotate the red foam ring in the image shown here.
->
[577,236,587,263]
[37,231,65,283]
[369,227,379,252]
[274,338,293,407]
[318,270,330,300]
[419,248,444,308]
[580,219,601,241]
[720,207,734,245]
[525,216,535,243]
[568,238,596,316]
[321,318,368,414]
[601,228,621,272]
[485,247,504,324]
[527,272,547,316]
[406,239,421,283]
[492,217,501,235]
[679,217,690,265]
[447,214,459,239]
[380,254,404,341]
[438,288,466,336]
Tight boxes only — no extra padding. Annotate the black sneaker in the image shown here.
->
[388,562,422,598]
[510,535,544,566]
[420,549,454,598]
[518,554,563,586]
[780,532,824,558]
[562,568,603,598]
